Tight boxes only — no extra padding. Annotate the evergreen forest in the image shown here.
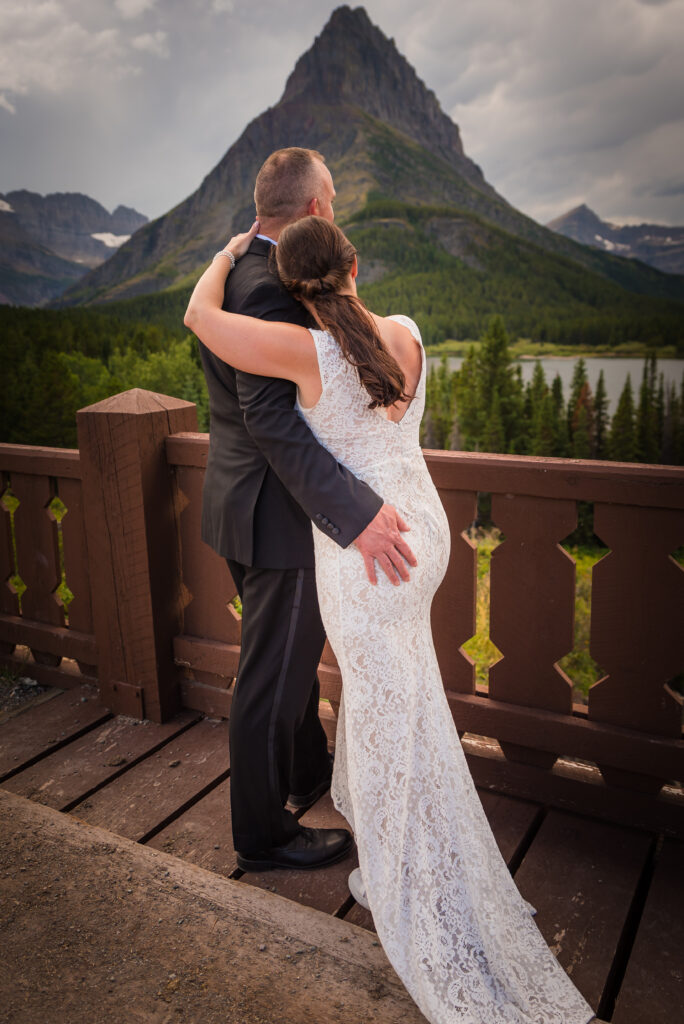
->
[422,316,684,467]
[1,276,683,467]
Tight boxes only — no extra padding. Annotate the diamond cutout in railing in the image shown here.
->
[47,495,67,523]
[460,525,504,689]
[227,595,243,621]
[1,486,26,603]
[558,504,610,705]
[48,493,74,612]
[0,486,19,515]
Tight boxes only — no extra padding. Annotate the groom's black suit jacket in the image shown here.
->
[199,237,382,568]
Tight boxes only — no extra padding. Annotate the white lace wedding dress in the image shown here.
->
[297,316,594,1024]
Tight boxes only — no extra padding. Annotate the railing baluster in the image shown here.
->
[57,476,96,674]
[0,474,20,641]
[590,503,684,792]
[10,472,64,664]
[175,461,241,687]
[431,488,478,695]
[489,493,577,768]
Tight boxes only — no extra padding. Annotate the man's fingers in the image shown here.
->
[378,553,400,586]
[395,538,417,567]
[395,512,411,533]
[362,550,378,586]
[389,551,410,582]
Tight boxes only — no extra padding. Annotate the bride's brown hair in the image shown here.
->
[276,216,409,409]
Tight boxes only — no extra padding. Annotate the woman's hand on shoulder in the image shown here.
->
[224,219,260,261]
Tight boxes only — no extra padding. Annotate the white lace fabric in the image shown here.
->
[298,316,594,1024]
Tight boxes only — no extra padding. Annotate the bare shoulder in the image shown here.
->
[371,313,422,376]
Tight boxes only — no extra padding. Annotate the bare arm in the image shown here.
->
[188,223,417,585]
[184,222,317,387]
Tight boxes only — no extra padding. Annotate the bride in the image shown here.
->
[184,216,594,1024]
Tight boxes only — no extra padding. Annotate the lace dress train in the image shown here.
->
[298,317,594,1024]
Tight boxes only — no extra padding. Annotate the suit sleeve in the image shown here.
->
[233,285,383,548]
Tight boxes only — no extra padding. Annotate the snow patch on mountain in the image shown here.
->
[91,232,131,247]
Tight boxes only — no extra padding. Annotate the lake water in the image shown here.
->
[425,356,684,414]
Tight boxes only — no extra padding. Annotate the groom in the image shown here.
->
[198,147,416,872]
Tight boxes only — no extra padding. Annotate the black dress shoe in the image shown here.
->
[236,826,353,872]
[287,754,333,810]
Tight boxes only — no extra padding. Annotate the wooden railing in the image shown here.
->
[1,389,683,837]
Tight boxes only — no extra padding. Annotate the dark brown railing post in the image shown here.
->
[77,389,198,722]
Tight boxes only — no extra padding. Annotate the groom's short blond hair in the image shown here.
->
[254,148,326,221]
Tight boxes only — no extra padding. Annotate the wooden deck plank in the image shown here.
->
[147,778,237,875]
[514,810,652,1009]
[239,792,359,915]
[0,683,109,779]
[70,717,229,840]
[2,709,199,809]
[612,840,684,1024]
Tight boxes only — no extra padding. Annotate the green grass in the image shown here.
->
[425,338,681,359]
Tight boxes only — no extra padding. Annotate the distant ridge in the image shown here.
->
[548,204,684,276]
[0,191,147,306]
[55,4,683,339]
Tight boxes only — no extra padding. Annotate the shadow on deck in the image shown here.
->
[2,683,681,1024]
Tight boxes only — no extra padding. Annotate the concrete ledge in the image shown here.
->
[0,789,426,1024]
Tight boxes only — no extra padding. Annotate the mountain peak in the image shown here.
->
[280,5,484,186]
[547,203,684,273]
[547,204,601,231]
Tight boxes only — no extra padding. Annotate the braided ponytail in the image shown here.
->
[277,217,409,409]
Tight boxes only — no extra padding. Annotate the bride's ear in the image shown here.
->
[351,255,358,280]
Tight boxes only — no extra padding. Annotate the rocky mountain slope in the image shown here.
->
[547,204,684,276]
[0,192,147,306]
[58,5,683,322]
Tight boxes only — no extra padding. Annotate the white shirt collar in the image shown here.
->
[256,232,277,246]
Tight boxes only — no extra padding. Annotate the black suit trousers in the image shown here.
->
[226,559,331,852]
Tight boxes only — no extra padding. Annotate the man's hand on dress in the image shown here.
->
[354,504,417,586]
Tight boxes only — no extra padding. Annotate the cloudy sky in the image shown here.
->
[1,0,683,227]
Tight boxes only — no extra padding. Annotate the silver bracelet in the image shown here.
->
[213,249,236,269]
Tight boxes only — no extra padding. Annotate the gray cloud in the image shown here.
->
[0,0,682,228]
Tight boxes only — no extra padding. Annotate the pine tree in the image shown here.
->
[529,361,548,412]
[661,383,678,464]
[508,365,528,454]
[567,358,588,436]
[453,346,480,450]
[551,374,569,456]
[568,360,596,456]
[531,392,556,456]
[572,404,592,459]
[655,373,665,461]
[482,391,506,453]
[571,381,595,456]
[594,369,609,459]
[609,375,638,463]
[424,358,456,449]
[474,315,521,452]
[674,372,684,465]
[636,357,659,464]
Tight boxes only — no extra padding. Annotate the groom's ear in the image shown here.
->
[307,196,319,216]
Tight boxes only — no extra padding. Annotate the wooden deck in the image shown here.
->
[1,682,682,1023]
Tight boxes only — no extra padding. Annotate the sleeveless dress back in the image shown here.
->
[297,316,594,1024]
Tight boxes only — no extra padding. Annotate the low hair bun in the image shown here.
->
[299,277,324,300]
[275,215,410,408]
